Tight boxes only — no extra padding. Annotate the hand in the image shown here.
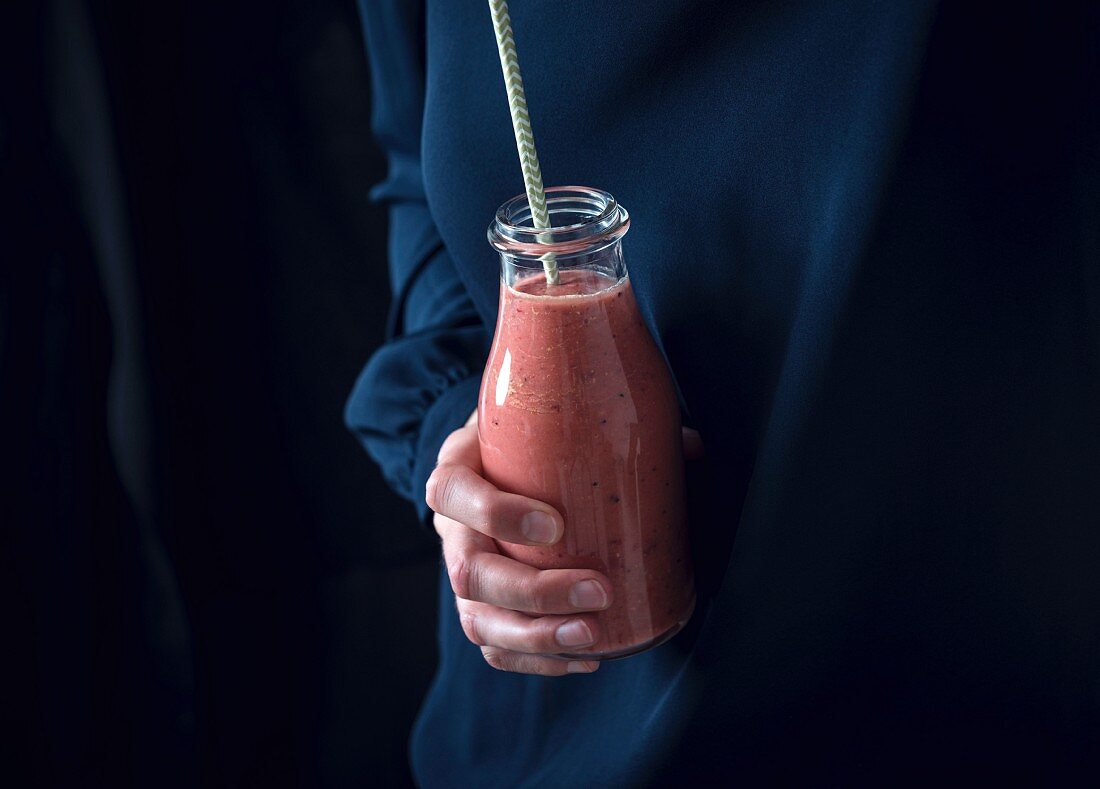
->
[426,412,704,676]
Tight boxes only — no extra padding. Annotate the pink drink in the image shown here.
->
[481,189,695,659]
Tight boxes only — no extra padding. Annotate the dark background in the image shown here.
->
[2,0,439,786]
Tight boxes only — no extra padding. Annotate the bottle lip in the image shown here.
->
[488,185,630,259]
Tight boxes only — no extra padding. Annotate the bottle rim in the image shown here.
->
[488,186,630,259]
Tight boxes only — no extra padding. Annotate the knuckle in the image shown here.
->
[527,574,554,615]
[458,609,484,646]
[481,647,510,672]
[424,465,454,513]
[447,553,474,600]
[471,491,496,531]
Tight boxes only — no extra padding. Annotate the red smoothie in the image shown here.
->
[478,269,695,659]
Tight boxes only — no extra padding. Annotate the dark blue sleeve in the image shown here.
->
[345,0,489,523]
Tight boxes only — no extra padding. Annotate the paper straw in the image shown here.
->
[488,0,559,285]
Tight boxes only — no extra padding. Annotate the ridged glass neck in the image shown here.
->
[488,186,630,289]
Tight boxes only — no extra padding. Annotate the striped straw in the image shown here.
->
[487,0,559,285]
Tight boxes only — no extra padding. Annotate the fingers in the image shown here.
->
[436,515,613,615]
[427,424,565,546]
[432,413,612,677]
[480,647,599,676]
[456,598,601,654]
[427,462,564,545]
[682,426,705,461]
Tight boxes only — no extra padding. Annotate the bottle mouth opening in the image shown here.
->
[488,186,630,259]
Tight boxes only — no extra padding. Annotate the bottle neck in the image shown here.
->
[489,186,631,290]
[500,240,626,290]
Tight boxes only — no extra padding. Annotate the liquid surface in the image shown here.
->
[478,269,695,657]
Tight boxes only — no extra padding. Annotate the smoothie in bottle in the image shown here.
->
[479,187,695,659]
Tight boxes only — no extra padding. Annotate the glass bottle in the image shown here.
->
[480,186,695,659]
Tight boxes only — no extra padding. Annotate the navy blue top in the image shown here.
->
[346,1,1100,784]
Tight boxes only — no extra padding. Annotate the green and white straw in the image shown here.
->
[488,0,559,285]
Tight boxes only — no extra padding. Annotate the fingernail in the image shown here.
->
[567,661,599,673]
[555,619,595,648]
[569,580,608,610]
[520,511,559,544]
